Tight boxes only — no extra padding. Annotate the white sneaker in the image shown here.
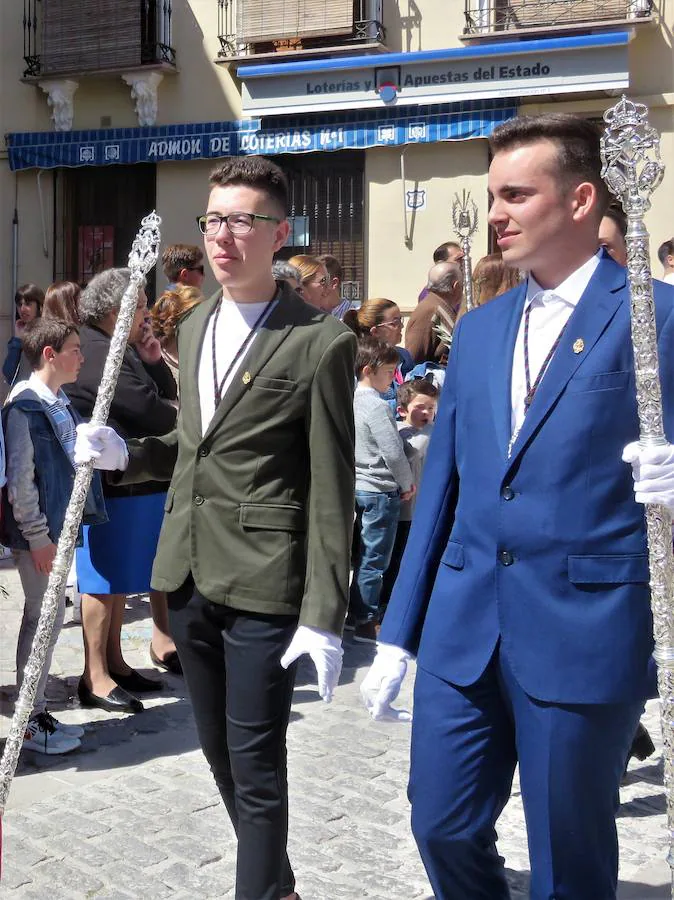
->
[42,710,85,739]
[23,713,81,754]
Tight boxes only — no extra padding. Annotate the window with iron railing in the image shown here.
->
[217,0,385,59]
[463,0,652,35]
[23,0,175,78]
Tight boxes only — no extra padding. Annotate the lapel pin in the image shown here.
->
[572,338,585,355]
[242,371,252,385]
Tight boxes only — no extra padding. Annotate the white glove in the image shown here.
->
[280,625,343,703]
[360,642,413,722]
[623,441,674,511]
[74,424,129,471]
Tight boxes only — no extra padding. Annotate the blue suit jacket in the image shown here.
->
[380,254,674,704]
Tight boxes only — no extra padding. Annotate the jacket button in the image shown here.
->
[501,485,514,501]
[198,446,209,457]
[193,494,205,506]
[499,550,514,566]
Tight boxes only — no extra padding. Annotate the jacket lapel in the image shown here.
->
[506,256,626,467]
[202,286,297,442]
[488,282,527,459]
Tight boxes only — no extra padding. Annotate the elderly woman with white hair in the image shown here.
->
[65,267,179,714]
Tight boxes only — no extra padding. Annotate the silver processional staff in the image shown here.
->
[0,212,162,853]
[452,189,479,311]
[600,95,674,895]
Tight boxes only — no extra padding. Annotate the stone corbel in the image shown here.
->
[122,71,164,127]
[38,79,79,131]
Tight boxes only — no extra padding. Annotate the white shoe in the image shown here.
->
[23,713,81,754]
[42,710,85,739]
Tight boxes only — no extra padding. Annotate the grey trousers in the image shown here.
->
[14,549,66,718]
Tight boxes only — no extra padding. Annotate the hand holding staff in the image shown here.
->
[600,95,674,892]
[0,212,162,838]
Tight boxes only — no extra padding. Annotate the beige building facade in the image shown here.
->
[0,0,672,357]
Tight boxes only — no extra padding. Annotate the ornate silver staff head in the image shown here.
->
[452,189,478,242]
[128,210,162,276]
[600,95,664,218]
[452,190,479,311]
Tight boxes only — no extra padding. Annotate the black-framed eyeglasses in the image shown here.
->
[196,212,281,236]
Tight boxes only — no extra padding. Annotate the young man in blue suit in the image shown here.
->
[362,114,674,899]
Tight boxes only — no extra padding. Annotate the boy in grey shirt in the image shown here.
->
[380,379,439,612]
[349,338,415,643]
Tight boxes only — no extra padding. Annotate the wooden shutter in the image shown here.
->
[507,0,631,29]
[41,0,141,75]
[237,0,354,43]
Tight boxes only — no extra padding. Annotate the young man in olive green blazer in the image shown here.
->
[76,157,356,900]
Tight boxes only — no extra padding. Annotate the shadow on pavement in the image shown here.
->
[617,792,666,817]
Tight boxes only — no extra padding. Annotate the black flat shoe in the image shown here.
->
[150,644,183,676]
[78,679,144,714]
[110,669,163,694]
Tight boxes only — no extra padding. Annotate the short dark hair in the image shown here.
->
[355,337,399,380]
[397,379,439,408]
[658,238,674,266]
[209,157,289,218]
[162,244,203,282]
[21,318,79,369]
[603,202,627,238]
[318,254,343,283]
[433,242,462,263]
[489,113,610,216]
[15,283,44,315]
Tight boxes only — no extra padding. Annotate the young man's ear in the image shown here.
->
[43,345,57,364]
[396,404,406,417]
[570,181,596,223]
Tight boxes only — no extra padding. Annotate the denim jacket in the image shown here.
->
[2,390,107,551]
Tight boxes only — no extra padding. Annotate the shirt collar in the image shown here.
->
[26,372,70,406]
[525,251,602,310]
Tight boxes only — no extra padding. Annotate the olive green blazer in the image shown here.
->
[120,283,356,635]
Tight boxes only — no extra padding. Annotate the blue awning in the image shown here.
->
[6,99,517,171]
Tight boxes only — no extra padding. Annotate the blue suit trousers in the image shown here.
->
[409,648,642,900]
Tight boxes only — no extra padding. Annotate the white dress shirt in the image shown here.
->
[510,252,601,440]
[663,272,674,285]
[198,297,276,435]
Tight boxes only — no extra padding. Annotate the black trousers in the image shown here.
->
[168,579,299,900]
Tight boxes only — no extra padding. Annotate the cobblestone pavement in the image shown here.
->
[0,556,669,899]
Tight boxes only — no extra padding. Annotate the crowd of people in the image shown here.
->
[1,118,674,900]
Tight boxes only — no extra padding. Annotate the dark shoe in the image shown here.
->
[110,669,163,693]
[629,722,656,762]
[150,644,183,675]
[353,621,380,644]
[77,679,143,714]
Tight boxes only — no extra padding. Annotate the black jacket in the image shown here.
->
[65,324,177,496]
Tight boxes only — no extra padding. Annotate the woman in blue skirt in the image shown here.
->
[65,268,179,714]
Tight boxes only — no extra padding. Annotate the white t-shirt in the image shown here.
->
[197,297,276,435]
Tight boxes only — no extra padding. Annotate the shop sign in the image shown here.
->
[240,32,630,116]
[7,102,516,171]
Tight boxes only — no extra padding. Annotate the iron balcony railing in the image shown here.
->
[23,0,176,79]
[217,0,385,59]
[464,0,652,35]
